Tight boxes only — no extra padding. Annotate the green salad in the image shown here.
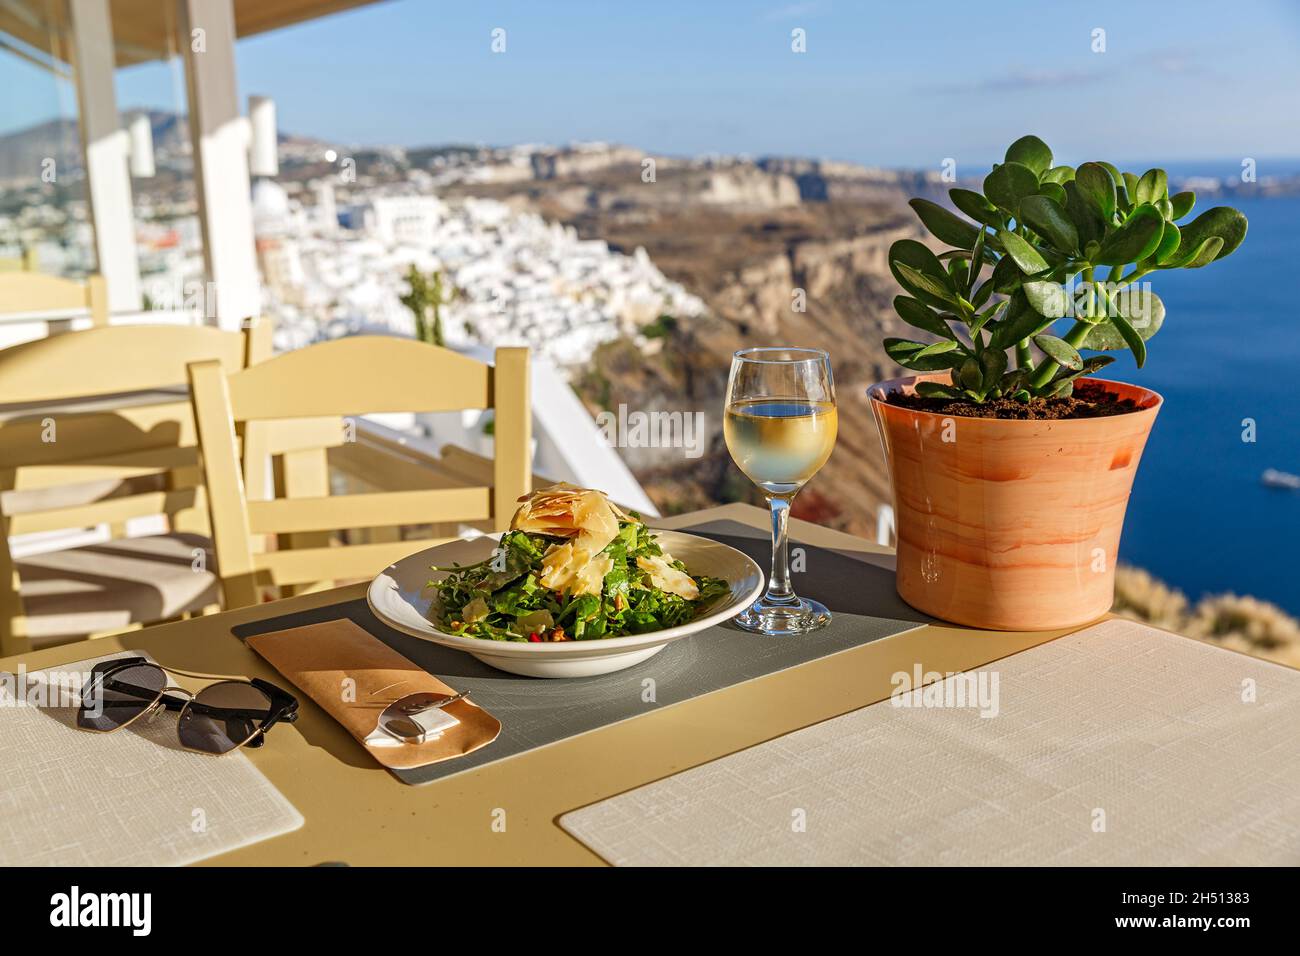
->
[428,518,730,642]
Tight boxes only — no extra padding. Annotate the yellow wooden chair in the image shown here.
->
[0,321,272,655]
[0,271,109,330]
[188,336,531,609]
[0,248,40,273]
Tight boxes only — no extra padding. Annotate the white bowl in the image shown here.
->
[366,530,764,678]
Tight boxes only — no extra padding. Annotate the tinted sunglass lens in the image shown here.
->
[77,663,166,731]
[179,681,272,754]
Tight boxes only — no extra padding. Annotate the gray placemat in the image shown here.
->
[234,520,926,785]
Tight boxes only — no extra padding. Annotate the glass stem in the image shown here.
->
[765,494,799,606]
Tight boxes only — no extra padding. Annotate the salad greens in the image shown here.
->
[428,518,730,642]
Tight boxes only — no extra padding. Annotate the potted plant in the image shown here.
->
[869,135,1247,630]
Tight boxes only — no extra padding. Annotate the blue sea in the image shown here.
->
[1102,194,1299,614]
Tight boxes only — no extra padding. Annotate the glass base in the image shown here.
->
[733,596,831,636]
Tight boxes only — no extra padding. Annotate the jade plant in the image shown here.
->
[885,135,1248,401]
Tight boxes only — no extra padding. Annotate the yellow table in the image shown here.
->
[0,504,1082,866]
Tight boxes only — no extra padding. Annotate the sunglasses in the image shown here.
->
[77,657,299,755]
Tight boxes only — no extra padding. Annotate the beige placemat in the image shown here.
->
[0,651,304,866]
[560,620,1300,866]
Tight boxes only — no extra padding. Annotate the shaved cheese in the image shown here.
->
[574,490,618,543]
[540,541,579,592]
[637,554,700,600]
[573,553,613,597]
[512,482,619,546]
[514,483,622,593]
[461,596,489,623]
[516,609,554,633]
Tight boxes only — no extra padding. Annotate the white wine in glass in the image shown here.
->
[723,348,837,635]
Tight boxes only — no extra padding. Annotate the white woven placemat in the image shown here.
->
[560,619,1300,866]
[0,651,303,866]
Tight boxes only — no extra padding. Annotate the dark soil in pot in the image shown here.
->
[884,379,1143,421]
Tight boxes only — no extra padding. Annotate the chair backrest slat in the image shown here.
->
[0,272,108,326]
[252,537,457,587]
[6,487,203,537]
[8,445,199,492]
[226,335,493,419]
[0,324,245,405]
[246,487,492,535]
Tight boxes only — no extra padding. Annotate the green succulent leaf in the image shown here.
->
[1151,222,1181,264]
[1106,309,1148,367]
[958,356,984,391]
[967,227,986,293]
[1036,181,1067,205]
[997,229,1050,274]
[893,295,957,340]
[1094,204,1165,265]
[908,198,981,249]
[1063,179,1106,249]
[1122,172,1141,207]
[1032,333,1083,371]
[1094,162,1130,210]
[1004,135,1053,176]
[990,251,1024,293]
[915,382,964,399]
[889,239,955,310]
[1040,165,1075,185]
[1000,368,1030,393]
[1080,290,1165,349]
[1047,356,1116,394]
[1160,235,1223,269]
[979,347,1008,390]
[914,339,960,361]
[989,289,1054,349]
[968,297,1006,336]
[937,247,998,267]
[1174,206,1248,261]
[1169,190,1196,220]
[1074,163,1117,221]
[897,262,962,308]
[1133,168,1168,205]
[1055,355,1117,384]
[1023,279,1069,320]
[984,162,1040,214]
[1018,195,1079,254]
[949,188,1003,228]
[885,337,967,372]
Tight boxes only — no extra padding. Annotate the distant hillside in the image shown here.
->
[0,118,82,183]
[0,110,314,185]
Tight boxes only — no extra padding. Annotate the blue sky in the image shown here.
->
[9,0,1300,169]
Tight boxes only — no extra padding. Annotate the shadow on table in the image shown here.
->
[681,520,933,626]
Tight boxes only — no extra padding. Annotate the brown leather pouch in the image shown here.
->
[246,619,500,770]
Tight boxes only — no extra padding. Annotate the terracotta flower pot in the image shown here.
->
[868,374,1162,631]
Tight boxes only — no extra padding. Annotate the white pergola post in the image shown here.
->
[178,0,260,330]
[69,0,142,314]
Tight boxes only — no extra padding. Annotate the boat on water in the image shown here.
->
[1261,468,1300,490]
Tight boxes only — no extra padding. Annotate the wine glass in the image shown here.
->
[723,347,837,635]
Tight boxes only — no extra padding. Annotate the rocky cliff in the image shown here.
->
[447,157,939,539]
